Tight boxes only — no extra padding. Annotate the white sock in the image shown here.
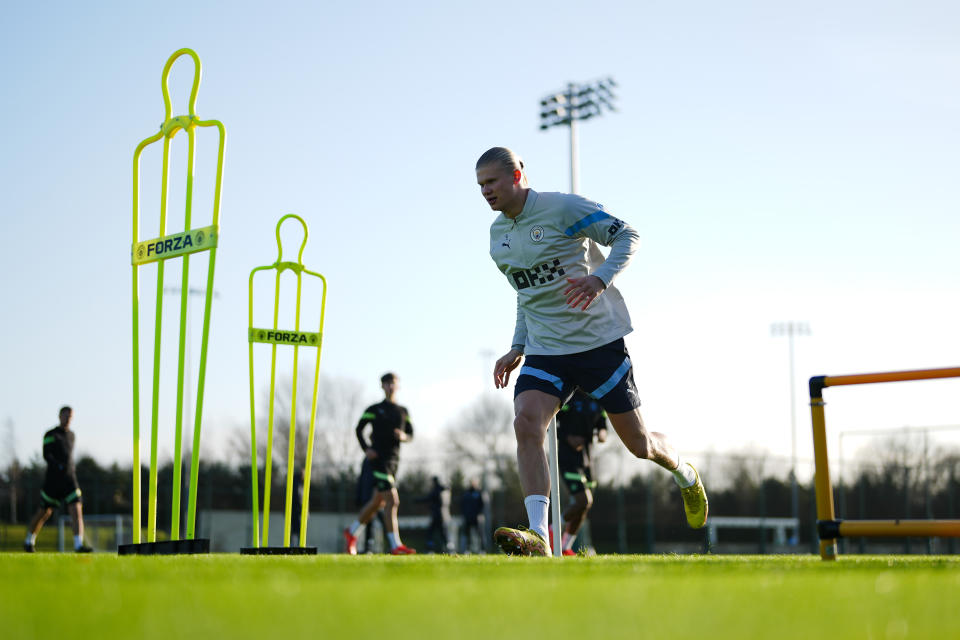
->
[671,456,697,488]
[561,531,575,551]
[348,520,362,536]
[73,535,83,550]
[25,532,36,545]
[524,494,549,542]
[387,532,401,550]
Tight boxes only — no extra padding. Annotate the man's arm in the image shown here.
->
[589,221,640,288]
[42,432,65,470]
[562,197,640,310]
[494,349,522,389]
[511,295,527,353]
[42,433,56,466]
[355,411,374,451]
[399,412,414,442]
[493,297,526,388]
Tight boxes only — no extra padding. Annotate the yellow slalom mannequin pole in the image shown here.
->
[247,215,327,549]
[131,48,225,545]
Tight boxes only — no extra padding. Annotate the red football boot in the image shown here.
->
[343,528,358,555]
[390,544,416,555]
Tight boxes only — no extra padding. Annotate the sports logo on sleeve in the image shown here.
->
[606,218,623,237]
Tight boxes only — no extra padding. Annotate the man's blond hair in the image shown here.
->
[476,147,524,173]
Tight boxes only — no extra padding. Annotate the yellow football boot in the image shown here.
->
[493,526,550,556]
[680,464,709,529]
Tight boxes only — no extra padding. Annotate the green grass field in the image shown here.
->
[2,553,958,639]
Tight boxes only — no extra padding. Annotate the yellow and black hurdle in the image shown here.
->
[809,366,960,560]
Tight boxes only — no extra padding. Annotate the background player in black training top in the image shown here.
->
[343,373,416,555]
[416,475,452,553]
[556,390,608,555]
[24,406,92,552]
[459,478,485,553]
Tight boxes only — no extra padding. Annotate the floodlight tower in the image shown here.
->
[540,78,617,194]
[771,321,811,544]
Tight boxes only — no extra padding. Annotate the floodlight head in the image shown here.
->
[597,85,617,100]
[539,78,619,129]
[770,321,812,337]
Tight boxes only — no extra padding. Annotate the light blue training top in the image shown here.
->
[489,189,640,356]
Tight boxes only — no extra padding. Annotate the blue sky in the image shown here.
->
[2,0,959,480]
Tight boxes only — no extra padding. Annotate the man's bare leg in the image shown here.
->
[345,492,387,555]
[28,506,54,535]
[380,488,413,552]
[513,390,561,497]
[607,407,679,470]
[563,489,593,536]
[65,502,92,551]
[24,506,53,551]
[608,406,708,528]
[382,488,399,538]
[68,501,84,538]
[357,493,387,526]
[492,390,560,554]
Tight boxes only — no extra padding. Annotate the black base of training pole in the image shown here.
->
[240,546,318,555]
[118,539,211,556]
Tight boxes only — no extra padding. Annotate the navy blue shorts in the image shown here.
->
[514,338,641,414]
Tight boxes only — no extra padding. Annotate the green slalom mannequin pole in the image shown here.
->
[248,215,327,548]
[131,48,225,544]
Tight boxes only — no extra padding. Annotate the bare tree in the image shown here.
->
[231,372,367,481]
[721,446,769,489]
[856,433,923,491]
[443,393,517,489]
[299,374,367,478]
[931,450,960,493]
[2,417,19,522]
[855,433,960,506]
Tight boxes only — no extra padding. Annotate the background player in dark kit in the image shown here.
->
[24,406,92,552]
[343,373,416,555]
